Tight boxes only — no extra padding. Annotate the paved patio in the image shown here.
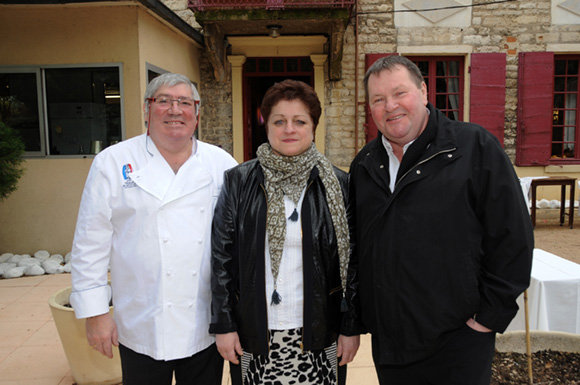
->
[0,273,378,385]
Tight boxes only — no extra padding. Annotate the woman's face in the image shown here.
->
[266,99,315,157]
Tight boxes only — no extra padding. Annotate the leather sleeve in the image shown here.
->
[209,169,239,334]
[337,167,366,336]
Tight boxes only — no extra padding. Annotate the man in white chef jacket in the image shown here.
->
[70,73,237,385]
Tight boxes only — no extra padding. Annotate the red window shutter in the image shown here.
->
[470,53,506,146]
[364,53,398,143]
[516,52,554,166]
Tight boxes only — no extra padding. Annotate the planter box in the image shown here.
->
[496,330,580,353]
[48,286,122,385]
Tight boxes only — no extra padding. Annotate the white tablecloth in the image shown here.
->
[506,248,580,334]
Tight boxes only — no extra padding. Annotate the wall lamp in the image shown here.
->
[267,24,282,38]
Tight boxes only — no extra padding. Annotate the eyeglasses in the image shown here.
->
[147,96,199,110]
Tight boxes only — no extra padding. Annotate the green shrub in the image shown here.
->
[0,121,25,201]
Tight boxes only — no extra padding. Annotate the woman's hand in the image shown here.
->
[337,334,360,366]
[216,332,243,364]
[86,313,118,359]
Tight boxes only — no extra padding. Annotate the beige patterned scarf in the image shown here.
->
[257,142,350,306]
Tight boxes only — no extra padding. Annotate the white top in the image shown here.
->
[382,136,414,193]
[265,191,306,330]
[70,134,237,360]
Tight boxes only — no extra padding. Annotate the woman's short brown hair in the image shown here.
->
[260,79,321,133]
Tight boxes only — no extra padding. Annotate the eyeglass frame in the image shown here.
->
[146,96,200,113]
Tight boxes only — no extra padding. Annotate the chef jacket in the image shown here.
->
[70,134,237,360]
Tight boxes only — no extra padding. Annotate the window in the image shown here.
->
[411,57,464,121]
[517,52,580,166]
[0,65,123,157]
[552,56,579,160]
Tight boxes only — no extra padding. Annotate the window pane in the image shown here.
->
[272,58,284,73]
[436,78,447,93]
[258,59,270,73]
[0,72,41,152]
[565,110,576,126]
[300,58,312,72]
[554,77,566,92]
[563,144,575,158]
[45,67,121,155]
[436,94,447,109]
[552,126,563,141]
[555,60,567,75]
[287,58,298,72]
[551,143,563,157]
[415,61,428,78]
[244,59,257,73]
[448,61,459,76]
[436,61,446,76]
[553,94,565,109]
[567,76,578,92]
[568,60,579,75]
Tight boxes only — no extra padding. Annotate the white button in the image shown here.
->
[188,302,194,308]
[192,270,198,276]
[163,238,169,243]
[416,170,421,175]
[380,165,384,169]
[160,206,165,210]
[166,271,172,276]
[200,207,205,213]
[448,154,453,158]
[167,303,173,308]
[198,238,203,244]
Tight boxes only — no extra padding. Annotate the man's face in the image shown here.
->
[144,83,198,145]
[367,65,429,147]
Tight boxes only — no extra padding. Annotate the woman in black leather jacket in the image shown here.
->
[210,80,361,385]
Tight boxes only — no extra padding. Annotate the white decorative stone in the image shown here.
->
[49,254,64,264]
[34,250,51,261]
[0,253,13,263]
[65,252,72,263]
[7,254,23,264]
[0,262,17,276]
[42,259,64,275]
[537,199,551,209]
[62,261,72,273]
[3,266,26,279]
[549,200,561,209]
[24,264,45,276]
[18,257,42,267]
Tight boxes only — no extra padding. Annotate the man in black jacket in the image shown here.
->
[349,55,534,384]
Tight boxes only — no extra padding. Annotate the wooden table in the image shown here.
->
[530,176,576,229]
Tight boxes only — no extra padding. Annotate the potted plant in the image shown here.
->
[48,286,122,385]
[0,120,25,202]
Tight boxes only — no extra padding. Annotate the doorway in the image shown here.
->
[243,57,314,161]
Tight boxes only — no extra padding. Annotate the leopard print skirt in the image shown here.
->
[240,328,337,385]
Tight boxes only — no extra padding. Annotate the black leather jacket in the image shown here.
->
[210,159,362,355]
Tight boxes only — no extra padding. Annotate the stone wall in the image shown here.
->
[174,1,580,166]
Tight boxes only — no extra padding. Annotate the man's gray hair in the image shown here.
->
[144,73,200,116]
[364,56,425,100]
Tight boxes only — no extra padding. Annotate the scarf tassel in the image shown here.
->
[271,290,282,305]
[288,208,299,222]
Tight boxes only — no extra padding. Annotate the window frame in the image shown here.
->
[410,56,465,122]
[552,54,580,161]
[516,52,580,166]
[0,63,124,158]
